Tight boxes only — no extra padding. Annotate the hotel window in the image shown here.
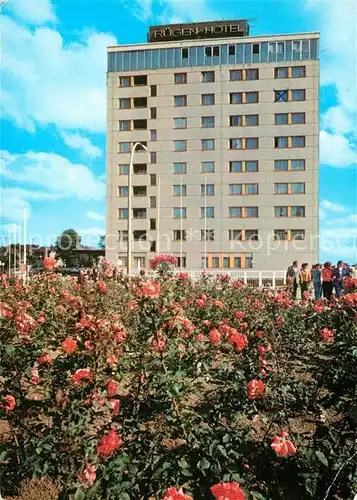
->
[133,208,147,219]
[117,256,128,267]
[118,230,128,241]
[246,138,258,149]
[223,257,230,268]
[275,183,289,194]
[230,138,242,150]
[230,115,243,126]
[173,207,187,219]
[119,142,131,153]
[118,164,129,175]
[234,257,242,268]
[230,69,243,81]
[230,92,243,104]
[174,95,187,107]
[291,229,305,240]
[150,152,157,163]
[202,71,215,82]
[293,41,301,57]
[246,68,259,80]
[118,208,128,219]
[246,183,259,195]
[274,206,289,217]
[246,91,259,103]
[291,159,305,171]
[291,182,305,194]
[229,230,243,241]
[274,230,288,241]
[133,230,147,241]
[245,207,258,218]
[201,161,215,173]
[229,184,243,195]
[150,219,156,230]
[291,112,305,124]
[173,162,187,174]
[275,137,289,148]
[174,140,187,151]
[275,113,289,125]
[174,73,187,84]
[133,164,147,174]
[291,89,306,101]
[134,186,147,197]
[119,98,131,109]
[133,97,147,108]
[274,90,288,102]
[133,75,147,86]
[291,206,305,217]
[150,107,157,119]
[173,230,186,241]
[118,186,128,197]
[230,161,243,172]
[119,120,131,131]
[202,94,215,105]
[213,46,219,56]
[229,45,236,56]
[275,67,289,79]
[205,47,212,57]
[201,139,215,151]
[291,136,305,148]
[173,184,187,196]
[245,230,259,241]
[291,66,306,78]
[177,256,187,268]
[201,116,215,127]
[133,119,147,130]
[275,160,289,171]
[119,76,131,87]
[212,257,220,268]
[246,161,259,172]
[150,174,156,186]
[229,207,242,218]
[201,207,214,218]
[151,85,157,97]
[201,184,215,196]
[246,114,259,126]
[174,117,187,129]
[246,255,253,268]
[150,130,157,141]
[182,48,188,59]
[201,229,215,241]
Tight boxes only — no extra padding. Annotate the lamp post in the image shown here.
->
[127,142,148,276]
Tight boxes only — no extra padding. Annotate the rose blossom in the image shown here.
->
[128,299,139,311]
[1,394,16,412]
[107,379,119,398]
[15,312,36,335]
[107,354,119,367]
[97,281,108,293]
[36,353,52,365]
[247,379,266,400]
[61,337,78,354]
[72,369,93,384]
[196,333,205,342]
[109,398,120,416]
[30,366,40,385]
[161,487,192,500]
[78,462,96,489]
[235,311,245,320]
[209,328,221,345]
[228,332,248,351]
[256,330,264,339]
[271,431,296,457]
[211,481,246,500]
[84,340,95,350]
[136,281,161,298]
[202,320,211,327]
[152,337,166,352]
[97,428,122,458]
[319,328,334,343]
[43,257,56,270]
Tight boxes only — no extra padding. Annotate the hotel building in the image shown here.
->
[106,20,319,271]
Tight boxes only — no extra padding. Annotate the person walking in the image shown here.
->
[312,264,322,299]
[332,260,350,298]
[322,262,333,300]
[286,260,300,299]
[299,263,311,297]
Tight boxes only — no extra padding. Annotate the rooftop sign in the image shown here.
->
[148,20,249,43]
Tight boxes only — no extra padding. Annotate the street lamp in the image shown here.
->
[127,142,148,275]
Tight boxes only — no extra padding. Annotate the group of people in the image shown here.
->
[286,260,352,300]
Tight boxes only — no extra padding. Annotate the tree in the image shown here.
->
[55,229,81,267]
[98,235,105,249]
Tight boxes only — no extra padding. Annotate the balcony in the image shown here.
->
[133,208,147,220]
[133,186,147,197]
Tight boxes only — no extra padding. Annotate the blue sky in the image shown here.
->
[1,0,356,262]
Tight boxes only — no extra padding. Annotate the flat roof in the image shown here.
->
[108,31,320,52]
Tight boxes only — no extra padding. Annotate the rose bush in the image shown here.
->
[0,271,357,499]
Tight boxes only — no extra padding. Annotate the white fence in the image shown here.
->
[130,269,287,288]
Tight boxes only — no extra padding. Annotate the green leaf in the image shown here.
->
[86,481,101,499]
[315,450,328,467]
[251,492,266,500]
[197,457,210,470]
[305,477,317,496]
[73,489,86,500]
[222,434,231,444]
[217,445,228,458]
[178,457,189,469]
[118,494,131,500]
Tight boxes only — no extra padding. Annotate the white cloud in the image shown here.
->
[8,0,56,25]
[79,227,105,237]
[123,0,217,24]
[320,227,357,261]
[320,131,356,168]
[320,199,346,213]
[2,15,116,133]
[1,150,105,200]
[321,106,353,136]
[61,132,103,159]
[86,210,105,221]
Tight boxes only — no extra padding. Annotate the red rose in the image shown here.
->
[209,328,221,345]
[235,311,245,320]
[211,481,245,499]
[107,379,119,398]
[43,257,56,270]
[109,398,120,416]
[97,281,108,293]
[1,394,16,412]
[228,332,248,351]
[72,368,92,384]
[61,337,78,354]
[319,328,334,343]
[161,487,192,500]
[247,379,266,400]
[271,431,296,457]
[78,462,96,489]
[36,353,52,365]
[136,281,161,298]
[97,428,122,458]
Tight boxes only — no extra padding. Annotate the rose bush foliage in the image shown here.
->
[1,271,357,499]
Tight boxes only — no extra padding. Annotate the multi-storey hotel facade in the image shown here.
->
[106,20,319,271]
